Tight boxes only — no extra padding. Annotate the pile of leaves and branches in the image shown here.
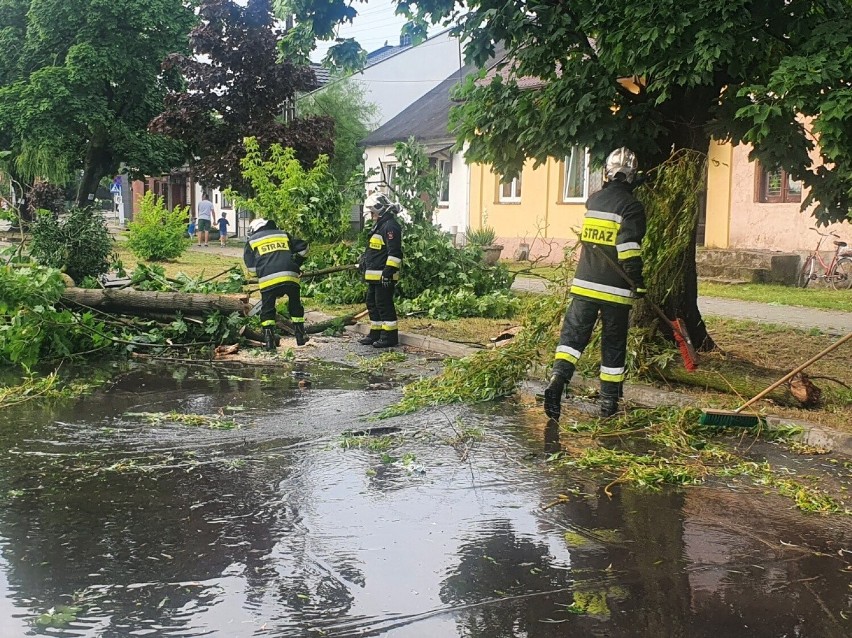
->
[0,258,247,370]
[128,263,246,294]
[550,406,848,515]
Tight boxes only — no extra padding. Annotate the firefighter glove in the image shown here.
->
[381,267,394,287]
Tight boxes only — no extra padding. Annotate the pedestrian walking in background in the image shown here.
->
[218,212,230,247]
[544,147,647,420]
[358,193,403,349]
[243,218,310,350]
[187,219,196,240]
[197,193,214,247]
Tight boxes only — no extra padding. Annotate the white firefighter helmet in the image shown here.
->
[604,147,639,183]
[364,192,398,217]
[248,218,268,235]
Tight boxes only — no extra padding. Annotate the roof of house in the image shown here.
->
[365,42,413,67]
[310,64,332,87]
[360,65,475,148]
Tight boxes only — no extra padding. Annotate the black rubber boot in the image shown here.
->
[294,323,309,346]
[599,395,620,419]
[373,329,399,348]
[359,330,381,346]
[263,327,277,352]
[543,375,566,421]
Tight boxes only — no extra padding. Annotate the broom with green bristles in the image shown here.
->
[700,331,852,427]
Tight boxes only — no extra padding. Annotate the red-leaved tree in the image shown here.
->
[150,0,334,193]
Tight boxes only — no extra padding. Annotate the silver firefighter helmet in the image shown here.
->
[364,192,399,217]
[604,147,638,183]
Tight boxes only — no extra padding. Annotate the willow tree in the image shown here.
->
[290,0,852,351]
[0,0,193,206]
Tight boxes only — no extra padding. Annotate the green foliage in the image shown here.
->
[301,242,366,304]
[379,294,563,417]
[127,193,191,262]
[399,288,519,320]
[29,207,115,282]
[297,78,378,183]
[227,137,351,243]
[465,225,497,246]
[397,221,511,299]
[129,263,246,294]
[390,137,442,224]
[0,265,113,368]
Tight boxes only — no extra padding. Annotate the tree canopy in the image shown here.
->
[295,0,852,226]
[0,0,195,206]
[150,0,335,193]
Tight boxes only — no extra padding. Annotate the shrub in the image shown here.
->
[127,192,190,261]
[29,207,115,283]
[26,180,66,219]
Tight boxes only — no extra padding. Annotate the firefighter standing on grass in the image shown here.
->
[244,218,309,350]
[359,193,403,348]
[544,147,647,420]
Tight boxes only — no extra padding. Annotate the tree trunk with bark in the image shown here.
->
[61,288,251,316]
[76,138,114,208]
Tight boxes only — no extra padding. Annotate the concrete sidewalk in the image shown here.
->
[511,277,851,335]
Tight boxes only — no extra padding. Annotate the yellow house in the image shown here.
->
[469,141,852,261]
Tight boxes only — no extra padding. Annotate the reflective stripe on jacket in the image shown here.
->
[570,180,646,305]
[243,229,309,291]
[363,212,403,283]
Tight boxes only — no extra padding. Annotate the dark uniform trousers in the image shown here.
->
[553,297,630,399]
[260,282,305,326]
[366,281,397,329]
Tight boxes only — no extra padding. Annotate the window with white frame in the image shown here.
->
[436,159,451,205]
[563,146,590,201]
[381,163,397,194]
[498,172,522,203]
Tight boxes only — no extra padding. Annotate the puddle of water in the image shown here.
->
[0,362,848,637]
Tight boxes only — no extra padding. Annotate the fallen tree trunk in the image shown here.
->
[61,287,251,316]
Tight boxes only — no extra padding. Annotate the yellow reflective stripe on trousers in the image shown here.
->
[554,345,581,363]
[261,319,275,327]
[291,316,305,323]
[383,321,398,330]
[600,365,625,382]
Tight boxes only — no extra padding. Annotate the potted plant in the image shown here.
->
[466,225,503,265]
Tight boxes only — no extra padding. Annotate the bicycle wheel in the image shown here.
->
[797,257,814,288]
[829,258,852,290]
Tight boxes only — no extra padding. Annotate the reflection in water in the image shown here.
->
[0,363,847,637]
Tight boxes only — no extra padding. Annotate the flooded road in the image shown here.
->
[0,358,849,637]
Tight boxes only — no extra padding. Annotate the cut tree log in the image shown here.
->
[61,287,251,316]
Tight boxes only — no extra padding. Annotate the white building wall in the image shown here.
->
[351,31,463,127]
[363,144,470,237]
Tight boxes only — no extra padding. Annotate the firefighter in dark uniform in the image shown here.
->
[359,193,403,348]
[544,147,647,420]
[244,218,310,350]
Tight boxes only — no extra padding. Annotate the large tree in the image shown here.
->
[150,0,335,193]
[0,0,194,207]
[291,0,852,350]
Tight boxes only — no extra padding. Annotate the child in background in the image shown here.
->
[218,213,230,247]
[188,219,196,239]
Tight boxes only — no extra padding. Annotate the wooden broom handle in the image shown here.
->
[737,331,852,412]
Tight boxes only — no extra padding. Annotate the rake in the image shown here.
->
[592,245,699,371]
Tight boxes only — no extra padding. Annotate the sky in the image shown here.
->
[310,0,419,63]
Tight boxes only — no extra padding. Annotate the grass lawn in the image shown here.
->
[114,245,242,280]
[699,281,852,312]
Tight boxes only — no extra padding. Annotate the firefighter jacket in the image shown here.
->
[570,180,646,306]
[243,228,309,291]
[363,212,403,283]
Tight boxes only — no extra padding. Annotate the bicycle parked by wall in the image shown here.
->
[797,227,852,289]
